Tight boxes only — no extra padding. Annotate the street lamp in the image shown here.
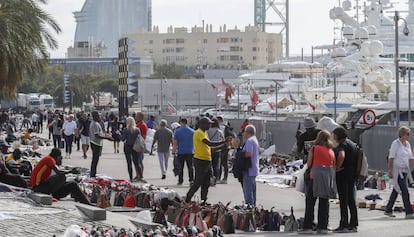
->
[194,90,201,115]
[394,10,410,127]
[153,94,158,111]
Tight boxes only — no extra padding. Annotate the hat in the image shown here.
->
[304,118,316,129]
[199,117,214,125]
[0,139,10,147]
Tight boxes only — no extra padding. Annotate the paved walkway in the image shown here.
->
[5,128,414,236]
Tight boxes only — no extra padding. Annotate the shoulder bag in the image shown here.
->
[133,130,145,153]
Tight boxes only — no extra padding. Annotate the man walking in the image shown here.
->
[185,117,229,204]
[136,112,148,177]
[151,119,173,179]
[77,112,91,159]
[173,118,194,186]
[241,125,260,206]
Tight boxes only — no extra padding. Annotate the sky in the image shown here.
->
[41,0,339,58]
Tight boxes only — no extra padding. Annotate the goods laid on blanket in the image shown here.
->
[78,176,305,235]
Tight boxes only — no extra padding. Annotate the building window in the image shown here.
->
[253,56,257,60]
[165,39,175,44]
[176,47,184,53]
[230,37,239,43]
[203,39,208,43]
[218,37,229,43]
[176,38,185,44]
[230,46,240,52]
[230,55,240,61]
[252,47,257,52]
[149,40,153,44]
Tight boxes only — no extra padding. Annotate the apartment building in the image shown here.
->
[125,25,283,68]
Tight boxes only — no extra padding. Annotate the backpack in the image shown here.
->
[355,145,368,181]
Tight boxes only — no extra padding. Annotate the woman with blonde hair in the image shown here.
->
[300,130,336,234]
[121,117,143,182]
[384,126,414,219]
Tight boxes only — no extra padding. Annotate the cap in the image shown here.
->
[304,118,316,129]
[199,117,214,125]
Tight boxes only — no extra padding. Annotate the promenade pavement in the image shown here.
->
[7,128,414,236]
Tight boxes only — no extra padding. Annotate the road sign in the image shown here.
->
[362,109,376,125]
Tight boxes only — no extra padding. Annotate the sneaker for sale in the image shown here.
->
[384,211,396,217]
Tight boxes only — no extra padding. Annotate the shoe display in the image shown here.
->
[384,211,396,217]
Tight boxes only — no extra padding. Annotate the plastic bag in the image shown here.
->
[295,164,307,194]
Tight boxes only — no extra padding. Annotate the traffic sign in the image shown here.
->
[362,109,376,125]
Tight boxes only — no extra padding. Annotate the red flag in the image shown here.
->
[268,102,275,110]
[308,102,316,111]
[221,78,227,87]
[225,87,232,104]
[251,90,259,105]
[250,90,259,111]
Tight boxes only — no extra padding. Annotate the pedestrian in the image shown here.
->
[299,130,336,234]
[48,114,63,148]
[332,126,359,233]
[76,112,91,159]
[47,112,53,139]
[217,116,232,184]
[37,111,43,133]
[147,115,156,129]
[172,118,195,186]
[185,117,229,204]
[30,148,90,205]
[240,125,260,206]
[384,126,414,219]
[121,117,144,182]
[62,114,77,159]
[0,139,28,188]
[110,116,121,153]
[296,117,321,163]
[151,119,173,179]
[135,112,148,177]
[31,112,38,132]
[89,111,112,178]
[207,118,224,186]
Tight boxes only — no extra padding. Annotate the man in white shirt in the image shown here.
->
[31,112,39,132]
[62,114,77,158]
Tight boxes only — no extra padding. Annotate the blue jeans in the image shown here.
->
[386,172,414,215]
[157,152,169,175]
[243,174,256,206]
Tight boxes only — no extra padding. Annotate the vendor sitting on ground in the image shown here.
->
[0,139,28,188]
[5,149,32,176]
[30,148,91,205]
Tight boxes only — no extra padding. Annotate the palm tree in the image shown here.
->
[0,0,61,96]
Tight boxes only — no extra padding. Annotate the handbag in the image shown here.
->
[133,132,145,153]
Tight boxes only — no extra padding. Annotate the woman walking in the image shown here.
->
[121,117,143,182]
[384,126,414,219]
[110,116,121,153]
[300,130,336,234]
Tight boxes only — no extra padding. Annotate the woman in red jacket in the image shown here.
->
[299,130,336,234]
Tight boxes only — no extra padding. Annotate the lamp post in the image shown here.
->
[394,11,410,127]
[409,67,412,126]
[334,73,337,122]
[153,94,158,111]
[273,81,278,121]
